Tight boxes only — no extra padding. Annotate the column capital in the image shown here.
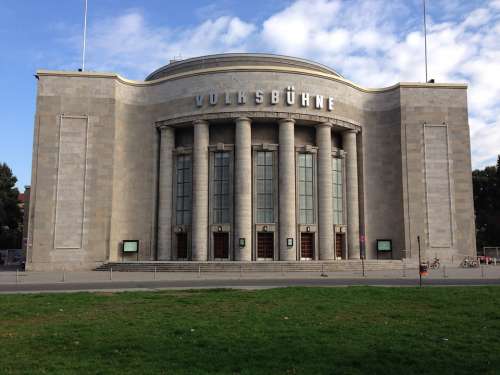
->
[316,121,333,129]
[343,129,359,134]
[278,118,296,125]
[234,116,251,123]
[193,119,209,126]
[160,125,174,133]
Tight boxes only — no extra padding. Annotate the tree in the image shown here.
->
[473,155,500,252]
[0,163,22,249]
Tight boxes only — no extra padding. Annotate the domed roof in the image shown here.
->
[145,53,343,81]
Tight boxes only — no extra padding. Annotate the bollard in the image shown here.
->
[442,265,447,279]
[109,267,113,281]
[61,268,65,282]
[402,262,407,277]
[198,264,201,278]
[154,266,157,280]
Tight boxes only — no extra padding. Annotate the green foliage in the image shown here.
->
[473,155,500,251]
[0,287,499,374]
[0,162,22,249]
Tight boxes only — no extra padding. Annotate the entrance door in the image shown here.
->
[257,233,274,259]
[301,233,314,259]
[335,233,344,259]
[213,232,229,259]
[177,233,188,259]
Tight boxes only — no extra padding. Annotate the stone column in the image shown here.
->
[157,126,174,260]
[316,123,334,260]
[278,118,297,260]
[192,120,209,261]
[343,130,360,259]
[234,117,252,261]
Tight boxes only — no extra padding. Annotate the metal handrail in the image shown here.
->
[479,247,500,259]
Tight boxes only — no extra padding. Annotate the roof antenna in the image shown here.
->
[81,0,88,72]
[423,0,429,83]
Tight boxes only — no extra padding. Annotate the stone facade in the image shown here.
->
[26,53,476,270]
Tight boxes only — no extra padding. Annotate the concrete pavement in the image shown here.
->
[0,265,499,293]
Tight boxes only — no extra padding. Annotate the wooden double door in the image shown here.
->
[300,233,314,259]
[213,232,229,259]
[257,233,274,259]
[335,233,345,259]
[176,233,188,259]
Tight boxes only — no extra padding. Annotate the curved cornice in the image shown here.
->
[145,53,344,80]
[154,110,361,131]
[36,66,468,93]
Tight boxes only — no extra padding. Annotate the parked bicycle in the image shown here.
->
[427,257,440,270]
[461,256,479,268]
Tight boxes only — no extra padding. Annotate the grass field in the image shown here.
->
[1,287,499,374]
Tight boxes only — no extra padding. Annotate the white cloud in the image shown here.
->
[84,10,256,78]
[261,0,342,56]
[64,1,499,169]
[261,0,500,169]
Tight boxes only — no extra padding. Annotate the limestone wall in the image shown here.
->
[27,56,474,270]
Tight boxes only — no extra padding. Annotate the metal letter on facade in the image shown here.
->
[315,95,324,109]
[255,90,264,104]
[301,92,310,107]
[271,90,279,105]
[328,97,334,111]
[286,86,295,105]
[225,92,231,105]
[238,91,247,104]
[195,95,204,107]
[209,93,218,105]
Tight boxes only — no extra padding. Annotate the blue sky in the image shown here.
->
[1,0,499,189]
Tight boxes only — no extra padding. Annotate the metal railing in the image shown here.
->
[479,247,500,259]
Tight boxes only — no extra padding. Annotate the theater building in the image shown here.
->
[26,53,476,270]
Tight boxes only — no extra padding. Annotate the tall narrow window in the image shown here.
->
[213,152,230,223]
[256,151,274,223]
[332,157,343,225]
[298,153,314,224]
[176,154,192,225]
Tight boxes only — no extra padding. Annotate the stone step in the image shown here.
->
[95,260,417,273]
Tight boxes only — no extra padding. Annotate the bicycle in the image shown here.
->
[461,256,479,268]
[428,257,440,270]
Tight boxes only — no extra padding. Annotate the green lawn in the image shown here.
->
[1,287,499,374]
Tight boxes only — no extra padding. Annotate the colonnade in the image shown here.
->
[157,117,361,261]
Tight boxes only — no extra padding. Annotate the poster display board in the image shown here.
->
[122,240,139,261]
[376,239,392,259]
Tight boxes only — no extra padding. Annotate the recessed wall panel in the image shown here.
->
[54,116,88,249]
[424,125,452,248]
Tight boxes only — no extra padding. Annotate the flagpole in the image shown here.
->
[82,0,88,71]
[423,0,428,82]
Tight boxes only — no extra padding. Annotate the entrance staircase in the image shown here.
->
[95,260,416,273]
